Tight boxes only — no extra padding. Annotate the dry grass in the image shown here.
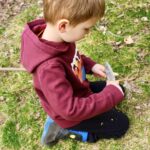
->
[0,0,150,149]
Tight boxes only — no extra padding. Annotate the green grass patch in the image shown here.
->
[2,120,21,149]
[0,0,150,149]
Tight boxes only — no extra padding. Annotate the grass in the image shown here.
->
[0,0,150,149]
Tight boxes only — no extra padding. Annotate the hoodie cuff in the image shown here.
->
[107,84,124,96]
[81,55,96,74]
[106,84,124,100]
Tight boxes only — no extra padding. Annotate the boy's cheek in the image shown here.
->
[73,34,85,41]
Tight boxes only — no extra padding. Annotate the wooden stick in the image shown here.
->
[0,67,26,71]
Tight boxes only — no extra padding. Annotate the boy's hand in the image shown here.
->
[91,64,106,78]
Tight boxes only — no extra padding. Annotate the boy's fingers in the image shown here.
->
[100,65,106,72]
[99,70,106,77]
[94,71,106,78]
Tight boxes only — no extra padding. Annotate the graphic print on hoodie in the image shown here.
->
[71,49,86,83]
[21,19,124,128]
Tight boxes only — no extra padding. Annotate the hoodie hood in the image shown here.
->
[21,19,70,73]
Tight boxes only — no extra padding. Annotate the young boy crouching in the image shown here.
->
[21,0,129,145]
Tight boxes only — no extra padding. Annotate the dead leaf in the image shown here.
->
[0,96,5,101]
[111,41,123,51]
[135,105,141,110]
[0,112,8,125]
[34,112,40,120]
[124,36,134,45]
[117,30,122,35]
[28,128,33,134]
[134,19,139,23]
[16,123,20,130]
[141,17,148,22]
[96,25,107,34]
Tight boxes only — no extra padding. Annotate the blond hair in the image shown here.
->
[43,0,105,26]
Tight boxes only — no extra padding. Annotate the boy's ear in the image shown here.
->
[57,19,70,33]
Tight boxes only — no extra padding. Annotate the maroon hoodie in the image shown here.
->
[21,19,124,128]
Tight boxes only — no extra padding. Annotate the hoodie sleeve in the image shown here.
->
[81,54,96,74]
[38,62,124,122]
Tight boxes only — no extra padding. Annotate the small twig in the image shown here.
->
[0,67,26,71]
[118,71,140,82]
[95,25,124,38]
[107,31,124,38]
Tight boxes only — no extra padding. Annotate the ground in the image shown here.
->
[0,0,150,150]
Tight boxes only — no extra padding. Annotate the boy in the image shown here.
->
[21,0,129,145]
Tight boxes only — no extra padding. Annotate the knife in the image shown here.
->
[105,62,116,81]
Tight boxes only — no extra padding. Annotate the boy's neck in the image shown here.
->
[41,23,64,43]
